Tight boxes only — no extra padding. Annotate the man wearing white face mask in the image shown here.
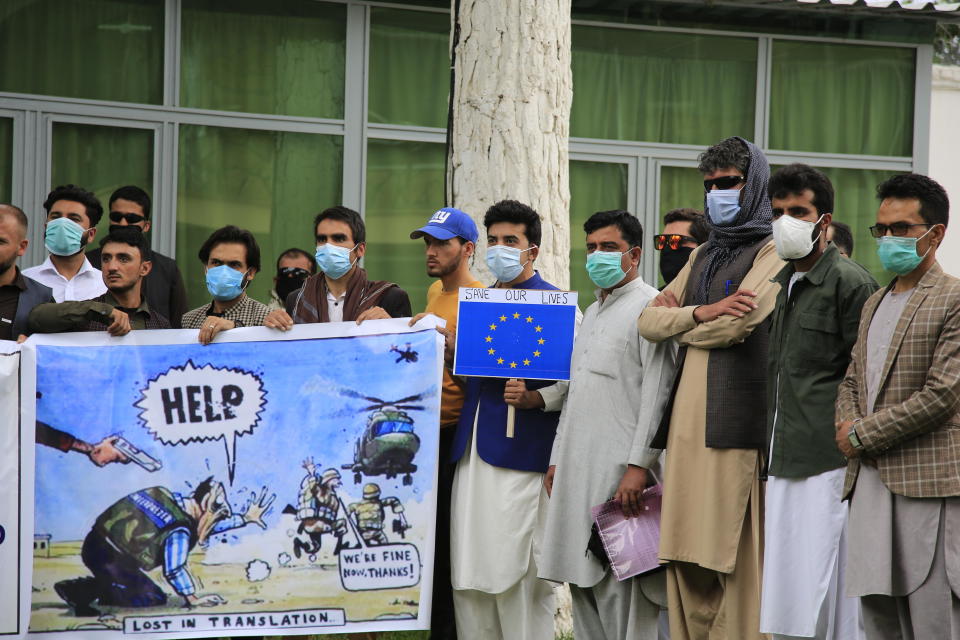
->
[763,164,877,640]
[23,184,107,303]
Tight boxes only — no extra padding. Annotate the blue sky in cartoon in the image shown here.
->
[33,330,440,541]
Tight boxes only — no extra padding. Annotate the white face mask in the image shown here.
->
[772,214,824,261]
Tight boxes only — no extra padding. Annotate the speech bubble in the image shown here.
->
[136,360,266,483]
[338,543,421,591]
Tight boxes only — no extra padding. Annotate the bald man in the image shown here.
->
[0,204,54,341]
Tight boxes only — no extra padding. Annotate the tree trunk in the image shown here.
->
[447,0,573,288]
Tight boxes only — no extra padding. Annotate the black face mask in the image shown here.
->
[659,246,694,286]
[276,267,310,302]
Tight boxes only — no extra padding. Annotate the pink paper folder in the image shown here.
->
[590,483,663,581]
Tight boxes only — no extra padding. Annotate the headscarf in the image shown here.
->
[693,137,773,305]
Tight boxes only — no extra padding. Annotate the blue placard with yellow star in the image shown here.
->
[453,287,579,380]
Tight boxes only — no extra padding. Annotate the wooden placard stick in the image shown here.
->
[506,378,517,438]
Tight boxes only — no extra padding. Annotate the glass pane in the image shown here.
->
[770,41,915,157]
[364,139,446,314]
[659,166,705,218]
[0,0,163,103]
[181,0,346,118]
[572,27,756,145]
[569,160,629,308]
[0,118,11,204]
[176,125,343,310]
[50,122,154,241]
[369,8,449,128]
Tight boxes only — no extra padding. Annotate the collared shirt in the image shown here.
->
[166,494,246,596]
[766,244,878,478]
[181,293,270,329]
[327,290,346,323]
[27,291,170,334]
[22,256,107,303]
[0,268,27,341]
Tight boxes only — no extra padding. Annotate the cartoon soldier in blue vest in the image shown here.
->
[54,477,274,616]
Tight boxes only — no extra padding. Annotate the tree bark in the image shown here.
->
[448,0,573,288]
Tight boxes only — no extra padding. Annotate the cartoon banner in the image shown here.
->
[17,319,444,639]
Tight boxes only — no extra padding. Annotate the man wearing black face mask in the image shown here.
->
[87,186,188,328]
[267,248,316,312]
[655,208,710,286]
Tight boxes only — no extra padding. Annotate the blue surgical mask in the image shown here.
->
[44,217,87,256]
[205,265,248,302]
[876,228,932,275]
[706,189,742,226]
[486,245,534,283]
[586,250,632,289]
[315,244,356,280]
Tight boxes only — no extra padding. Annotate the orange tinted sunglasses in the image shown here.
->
[654,234,694,251]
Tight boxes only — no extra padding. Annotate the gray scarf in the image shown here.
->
[693,137,773,306]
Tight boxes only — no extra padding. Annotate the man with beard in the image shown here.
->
[408,206,483,639]
[638,136,784,640]
[656,208,710,286]
[0,204,53,341]
[53,478,274,616]
[23,185,107,302]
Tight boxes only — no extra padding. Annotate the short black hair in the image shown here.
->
[768,164,835,216]
[829,221,854,258]
[583,209,643,249]
[192,476,216,504]
[99,226,152,261]
[314,206,365,245]
[876,173,950,228]
[198,225,262,271]
[43,184,103,227]
[109,185,152,219]
[698,137,750,176]
[483,200,542,246]
[0,204,28,235]
[663,208,710,245]
[276,247,317,273]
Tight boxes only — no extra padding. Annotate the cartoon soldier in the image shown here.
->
[54,477,273,616]
[286,457,347,557]
[347,483,407,545]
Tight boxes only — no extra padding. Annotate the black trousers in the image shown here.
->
[81,530,167,608]
[430,426,458,640]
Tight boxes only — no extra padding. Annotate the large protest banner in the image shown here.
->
[17,319,444,639]
[1,342,22,636]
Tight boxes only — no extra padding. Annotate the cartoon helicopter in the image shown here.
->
[339,388,433,486]
[390,343,419,363]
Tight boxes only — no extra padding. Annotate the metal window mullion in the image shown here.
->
[342,3,368,213]
[155,120,179,260]
[164,0,181,107]
[4,109,26,209]
[912,44,932,175]
[754,36,771,149]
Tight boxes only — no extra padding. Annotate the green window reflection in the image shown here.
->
[0,118,12,204]
[180,0,346,118]
[0,0,163,104]
[572,27,756,145]
[364,139,446,313]
[176,125,343,310]
[369,9,449,128]
[50,122,154,241]
[770,41,915,157]
[659,166,705,217]
[569,160,629,307]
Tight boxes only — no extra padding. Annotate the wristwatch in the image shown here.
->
[848,421,865,450]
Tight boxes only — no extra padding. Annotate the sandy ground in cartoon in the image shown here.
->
[30,541,421,633]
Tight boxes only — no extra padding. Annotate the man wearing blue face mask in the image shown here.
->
[181,225,270,345]
[835,174,960,640]
[638,136,785,640]
[23,184,107,303]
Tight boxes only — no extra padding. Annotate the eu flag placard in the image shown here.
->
[453,287,578,381]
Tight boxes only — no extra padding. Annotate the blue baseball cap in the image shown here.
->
[410,207,478,244]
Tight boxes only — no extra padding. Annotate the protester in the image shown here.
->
[637,136,784,640]
[826,220,854,258]
[266,248,315,312]
[407,206,484,640]
[761,164,877,640]
[86,186,188,328]
[29,227,171,334]
[655,207,709,285]
[181,225,270,344]
[448,200,571,640]
[539,209,676,640]
[23,184,106,302]
[0,204,53,341]
[835,174,960,640]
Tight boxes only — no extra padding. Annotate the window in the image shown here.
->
[0,118,11,204]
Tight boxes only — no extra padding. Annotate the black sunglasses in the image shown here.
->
[868,222,931,238]
[654,234,695,251]
[703,175,746,191]
[109,212,147,224]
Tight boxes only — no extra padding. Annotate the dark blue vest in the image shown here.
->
[13,274,54,338]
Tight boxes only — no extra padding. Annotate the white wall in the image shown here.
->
[930,64,960,276]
